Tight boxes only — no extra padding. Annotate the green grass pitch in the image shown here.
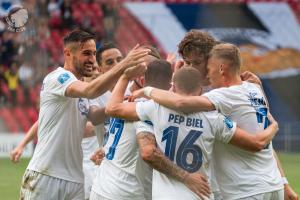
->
[0,153,299,199]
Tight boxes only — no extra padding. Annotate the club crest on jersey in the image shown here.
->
[57,73,70,84]
[224,117,233,129]
[78,98,88,116]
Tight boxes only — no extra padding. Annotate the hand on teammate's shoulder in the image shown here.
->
[240,71,262,86]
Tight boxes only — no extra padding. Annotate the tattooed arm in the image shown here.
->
[137,132,211,199]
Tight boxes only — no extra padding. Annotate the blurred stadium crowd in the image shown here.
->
[0,0,123,133]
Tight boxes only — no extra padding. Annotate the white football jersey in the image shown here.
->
[91,102,153,200]
[134,120,154,200]
[82,135,99,199]
[89,84,131,146]
[136,100,236,200]
[89,91,112,146]
[27,67,89,183]
[203,81,283,199]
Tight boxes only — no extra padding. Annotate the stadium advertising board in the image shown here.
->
[0,134,33,157]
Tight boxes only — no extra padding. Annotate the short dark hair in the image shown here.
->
[63,29,96,47]
[173,67,202,94]
[178,30,217,59]
[145,59,172,90]
[96,42,119,64]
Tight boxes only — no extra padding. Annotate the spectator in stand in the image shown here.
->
[19,61,34,105]
[47,0,59,16]
[60,0,75,29]
[101,0,120,42]
[0,64,6,104]
[1,31,16,67]
[4,62,19,106]
[37,0,48,17]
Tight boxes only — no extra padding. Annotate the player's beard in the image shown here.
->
[73,57,93,78]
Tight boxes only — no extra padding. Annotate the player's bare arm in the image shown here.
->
[83,121,95,138]
[105,65,147,121]
[137,132,211,200]
[10,121,38,163]
[230,119,278,152]
[65,46,150,99]
[132,87,214,114]
[88,106,106,126]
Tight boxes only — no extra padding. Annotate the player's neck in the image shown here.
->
[175,89,200,96]
[223,74,242,87]
[64,63,82,80]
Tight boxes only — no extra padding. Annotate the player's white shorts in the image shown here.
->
[90,191,111,200]
[20,170,84,200]
[83,162,97,199]
[237,189,284,200]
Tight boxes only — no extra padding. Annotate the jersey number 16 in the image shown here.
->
[162,126,203,173]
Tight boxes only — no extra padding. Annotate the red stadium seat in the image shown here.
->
[26,107,39,124]
[0,107,20,133]
[1,82,11,101]
[13,107,32,132]
[16,86,25,105]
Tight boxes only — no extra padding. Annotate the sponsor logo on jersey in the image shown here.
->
[224,117,233,129]
[57,73,70,84]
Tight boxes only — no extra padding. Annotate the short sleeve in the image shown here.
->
[134,121,154,135]
[89,91,112,107]
[203,88,233,116]
[213,114,237,143]
[47,70,78,97]
[136,100,157,121]
[89,96,102,107]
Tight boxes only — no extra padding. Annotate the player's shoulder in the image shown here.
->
[242,81,260,88]
[136,99,159,113]
[200,110,229,130]
[44,67,69,82]
[94,90,112,106]
[136,98,156,105]
[205,85,235,96]
[200,110,220,120]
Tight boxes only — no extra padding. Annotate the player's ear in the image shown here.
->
[219,64,224,74]
[168,83,172,91]
[140,77,145,87]
[98,65,104,74]
[64,48,71,58]
[172,83,177,93]
[198,86,203,95]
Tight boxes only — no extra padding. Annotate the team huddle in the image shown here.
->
[10,29,298,200]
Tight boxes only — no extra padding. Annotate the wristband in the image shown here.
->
[144,86,154,97]
[282,177,289,185]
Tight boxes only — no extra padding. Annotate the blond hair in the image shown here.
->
[209,43,241,72]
